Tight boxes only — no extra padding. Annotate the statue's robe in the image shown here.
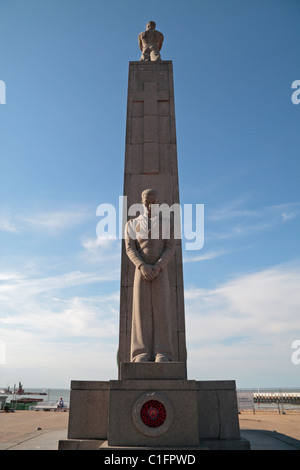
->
[125,212,174,362]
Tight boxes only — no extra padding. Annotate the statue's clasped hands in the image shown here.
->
[140,264,161,281]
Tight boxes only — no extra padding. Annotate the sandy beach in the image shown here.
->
[1,409,300,450]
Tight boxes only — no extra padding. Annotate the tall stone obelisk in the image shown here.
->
[118,30,187,374]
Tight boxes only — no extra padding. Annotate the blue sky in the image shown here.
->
[0,0,299,389]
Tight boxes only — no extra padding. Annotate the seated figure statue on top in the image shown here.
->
[138,21,164,62]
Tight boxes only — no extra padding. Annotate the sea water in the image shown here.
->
[4,388,70,405]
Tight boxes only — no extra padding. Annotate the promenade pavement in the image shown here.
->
[1,411,300,450]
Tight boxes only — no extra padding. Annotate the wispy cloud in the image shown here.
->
[21,210,91,232]
[0,270,110,301]
[80,236,121,272]
[183,249,228,263]
[186,263,300,341]
[0,293,119,339]
[0,206,93,234]
[0,272,23,281]
[209,201,300,222]
[0,217,19,233]
[0,266,120,384]
[185,263,300,384]
[82,236,121,253]
[206,201,300,240]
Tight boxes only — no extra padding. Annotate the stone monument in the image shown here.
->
[59,22,250,451]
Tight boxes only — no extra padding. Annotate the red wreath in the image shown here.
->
[140,400,167,427]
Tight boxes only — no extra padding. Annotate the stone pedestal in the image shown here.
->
[59,364,250,450]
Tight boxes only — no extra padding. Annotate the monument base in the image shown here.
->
[98,440,206,450]
[59,364,250,450]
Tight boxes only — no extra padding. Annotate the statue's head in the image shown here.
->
[141,189,159,217]
[146,21,156,31]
